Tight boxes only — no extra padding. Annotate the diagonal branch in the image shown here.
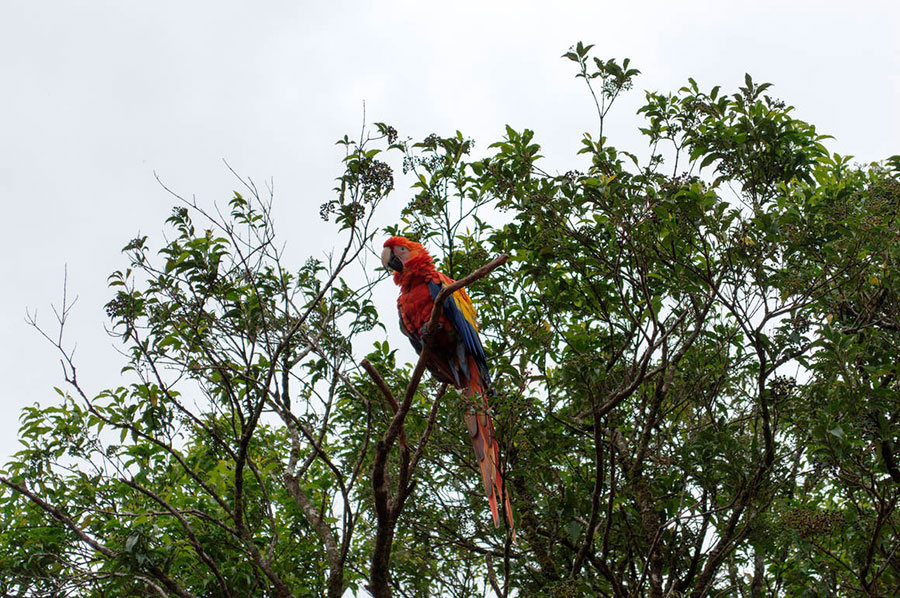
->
[0,475,115,559]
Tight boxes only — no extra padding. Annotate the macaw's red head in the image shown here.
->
[381,236,435,282]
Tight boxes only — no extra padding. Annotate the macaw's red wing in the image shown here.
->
[396,306,456,385]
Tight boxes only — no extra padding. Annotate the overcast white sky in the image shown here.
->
[1,0,897,463]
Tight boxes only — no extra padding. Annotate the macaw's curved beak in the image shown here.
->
[381,246,403,272]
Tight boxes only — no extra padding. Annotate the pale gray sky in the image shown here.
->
[1,0,897,462]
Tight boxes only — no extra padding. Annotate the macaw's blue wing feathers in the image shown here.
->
[427,280,491,390]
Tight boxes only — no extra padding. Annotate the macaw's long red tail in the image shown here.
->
[463,363,515,539]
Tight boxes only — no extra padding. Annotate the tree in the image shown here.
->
[3,43,899,597]
[2,147,393,597]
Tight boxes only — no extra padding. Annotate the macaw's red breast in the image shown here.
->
[386,236,445,335]
[397,281,459,358]
[397,281,437,337]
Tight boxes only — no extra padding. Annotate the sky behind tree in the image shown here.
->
[1,0,897,463]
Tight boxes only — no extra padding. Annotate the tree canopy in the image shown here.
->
[3,43,900,597]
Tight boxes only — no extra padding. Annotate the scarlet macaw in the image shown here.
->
[381,236,514,532]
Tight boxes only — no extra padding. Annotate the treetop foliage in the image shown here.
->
[3,43,900,598]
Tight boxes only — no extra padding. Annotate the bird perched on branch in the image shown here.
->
[381,236,514,534]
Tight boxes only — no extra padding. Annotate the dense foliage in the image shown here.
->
[3,43,900,597]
